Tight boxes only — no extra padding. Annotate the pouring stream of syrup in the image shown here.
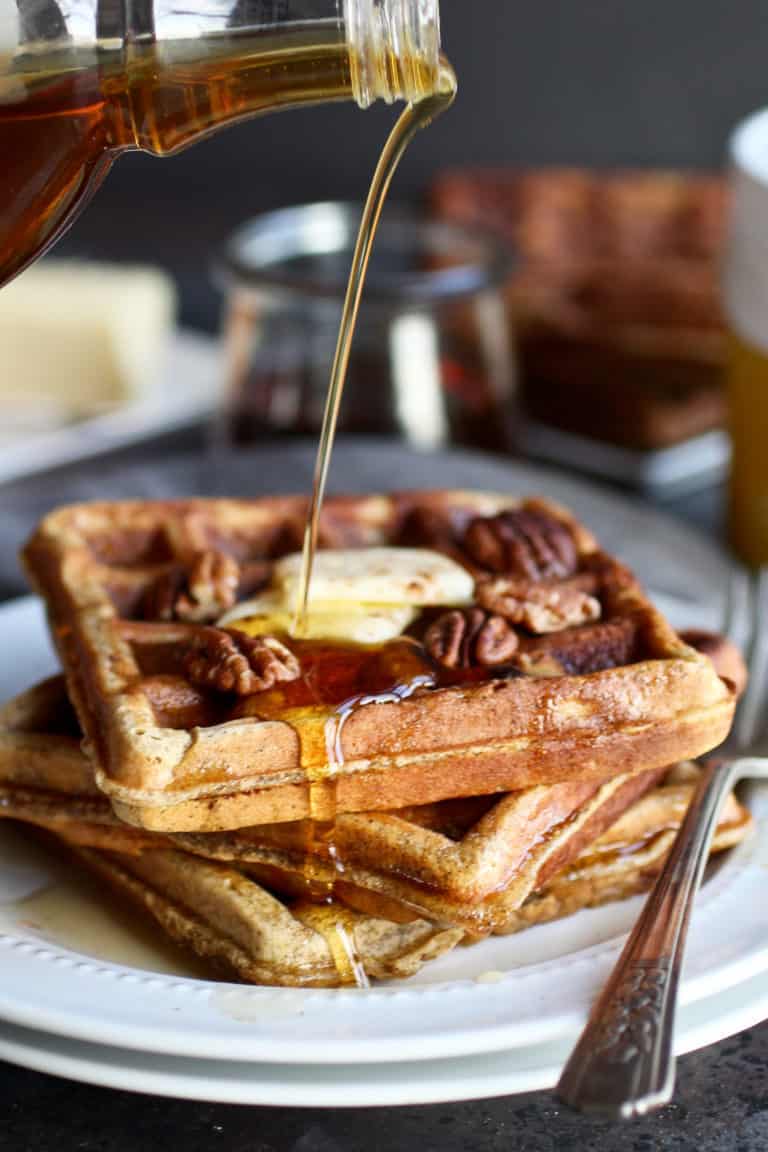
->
[292,61,456,636]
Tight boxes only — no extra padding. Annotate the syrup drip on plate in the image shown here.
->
[0,827,209,978]
[295,902,370,989]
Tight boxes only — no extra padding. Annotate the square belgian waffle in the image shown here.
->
[0,678,751,979]
[0,680,463,987]
[431,169,728,450]
[68,761,749,982]
[67,845,463,988]
[22,491,736,832]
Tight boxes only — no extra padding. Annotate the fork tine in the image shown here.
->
[748,568,768,749]
[734,568,768,750]
[723,564,751,648]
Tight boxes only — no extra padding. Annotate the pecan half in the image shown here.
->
[142,549,240,623]
[141,566,186,622]
[177,549,240,621]
[424,608,519,669]
[396,506,458,553]
[185,628,300,695]
[515,617,637,677]
[476,575,601,634]
[464,509,578,580]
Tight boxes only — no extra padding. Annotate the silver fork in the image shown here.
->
[556,567,768,1119]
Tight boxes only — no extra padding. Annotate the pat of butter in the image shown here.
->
[273,548,474,609]
[0,261,176,415]
[220,592,416,645]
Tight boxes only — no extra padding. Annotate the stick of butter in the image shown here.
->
[273,548,475,609]
[220,549,474,644]
[0,261,176,415]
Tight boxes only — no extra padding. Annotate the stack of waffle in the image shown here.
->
[3,490,749,987]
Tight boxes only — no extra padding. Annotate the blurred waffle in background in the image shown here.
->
[432,169,730,492]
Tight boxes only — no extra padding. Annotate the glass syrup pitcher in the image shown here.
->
[0,0,444,289]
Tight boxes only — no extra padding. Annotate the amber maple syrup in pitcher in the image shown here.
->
[0,1,452,286]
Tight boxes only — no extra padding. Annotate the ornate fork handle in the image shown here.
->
[557,758,738,1118]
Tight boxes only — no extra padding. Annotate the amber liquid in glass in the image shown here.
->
[727,329,768,565]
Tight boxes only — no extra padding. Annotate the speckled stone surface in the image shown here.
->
[3,1025,768,1150]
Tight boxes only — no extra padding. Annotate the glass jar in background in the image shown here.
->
[213,202,515,454]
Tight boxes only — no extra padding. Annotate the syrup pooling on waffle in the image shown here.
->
[9,487,745,981]
[23,494,736,836]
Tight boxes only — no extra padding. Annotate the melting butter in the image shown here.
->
[221,592,416,644]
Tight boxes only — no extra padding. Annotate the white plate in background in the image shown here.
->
[0,330,221,485]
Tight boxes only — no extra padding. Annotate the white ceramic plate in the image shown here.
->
[2,961,768,1106]
[0,330,221,485]
[0,572,767,1068]
[0,469,765,1084]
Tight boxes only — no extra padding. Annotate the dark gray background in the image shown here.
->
[53,0,768,330]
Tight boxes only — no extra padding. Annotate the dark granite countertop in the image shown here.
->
[0,440,764,1152]
[2,1024,768,1152]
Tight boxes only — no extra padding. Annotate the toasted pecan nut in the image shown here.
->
[516,617,637,677]
[425,608,519,669]
[464,509,578,580]
[185,628,300,695]
[177,549,240,622]
[476,574,601,634]
[142,550,240,624]
[397,506,458,552]
[141,565,186,622]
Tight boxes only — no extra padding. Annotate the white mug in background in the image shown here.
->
[724,108,768,565]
